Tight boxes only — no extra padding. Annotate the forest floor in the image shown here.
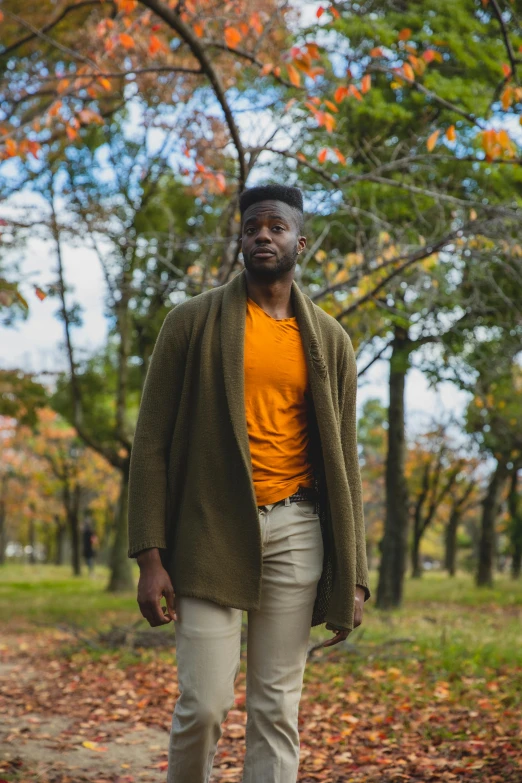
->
[1,565,522,783]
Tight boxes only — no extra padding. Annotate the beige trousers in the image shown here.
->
[167,497,324,783]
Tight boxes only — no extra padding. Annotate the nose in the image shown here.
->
[255,226,272,244]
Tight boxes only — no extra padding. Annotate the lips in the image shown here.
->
[253,249,275,257]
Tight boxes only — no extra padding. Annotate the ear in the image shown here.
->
[297,236,307,254]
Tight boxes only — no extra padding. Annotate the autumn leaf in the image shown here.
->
[348,84,363,101]
[324,100,338,113]
[66,126,78,141]
[98,77,112,91]
[361,74,371,93]
[426,129,440,151]
[318,148,328,163]
[502,63,511,77]
[148,34,168,55]
[316,6,325,17]
[116,0,137,11]
[445,125,456,141]
[296,152,307,162]
[250,13,263,35]
[323,112,336,132]
[82,741,108,752]
[286,63,301,87]
[398,28,412,41]
[0,10,4,22]
[369,47,383,57]
[34,287,47,301]
[501,86,512,110]
[215,173,226,193]
[118,33,135,49]
[330,6,340,18]
[403,62,414,81]
[334,148,346,164]
[5,138,17,157]
[260,63,273,76]
[224,26,241,48]
[334,86,349,102]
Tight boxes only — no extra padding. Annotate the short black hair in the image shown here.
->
[239,183,304,233]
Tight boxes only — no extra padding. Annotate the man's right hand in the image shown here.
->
[136,548,177,627]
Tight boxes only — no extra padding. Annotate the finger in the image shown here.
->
[144,599,170,626]
[163,584,177,621]
[322,632,344,648]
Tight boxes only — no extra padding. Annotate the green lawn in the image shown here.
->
[1,563,522,675]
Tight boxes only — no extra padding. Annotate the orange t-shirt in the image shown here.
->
[244,297,315,506]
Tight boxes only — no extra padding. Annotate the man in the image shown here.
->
[128,183,370,783]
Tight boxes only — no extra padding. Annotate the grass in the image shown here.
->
[1,563,522,677]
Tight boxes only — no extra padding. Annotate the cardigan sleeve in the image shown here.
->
[339,335,371,601]
[127,308,187,558]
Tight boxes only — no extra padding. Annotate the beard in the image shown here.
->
[243,243,299,281]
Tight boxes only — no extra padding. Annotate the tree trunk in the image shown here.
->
[444,508,460,576]
[107,462,134,592]
[0,474,7,565]
[476,460,509,587]
[411,527,423,578]
[376,327,411,609]
[507,466,522,580]
[28,517,36,564]
[54,515,65,565]
[69,507,81,576]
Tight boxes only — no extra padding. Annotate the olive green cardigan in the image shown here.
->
[128,269,370,631]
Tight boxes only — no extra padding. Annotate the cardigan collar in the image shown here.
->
[220,269,329,489]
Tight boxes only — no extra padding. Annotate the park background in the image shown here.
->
[1,0,522,781]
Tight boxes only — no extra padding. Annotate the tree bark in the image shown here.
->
[507,465,522,580]
[376,326,411,609]
[411,529,422,578]
[54,515,66,566]
[28,517,36,564]
[444,508,460,576]
[107,461,134,592]
[476,459,509,587]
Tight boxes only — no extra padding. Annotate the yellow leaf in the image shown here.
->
[426,129,440,152]
[224,26,241,48]
[82,741,108,752]
[445,124,456,141]
[286,63,301,87]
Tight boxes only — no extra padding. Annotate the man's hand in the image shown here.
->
[136,548,177,627]
[322,585,365,647]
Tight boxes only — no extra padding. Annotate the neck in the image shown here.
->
[244,269,295,319]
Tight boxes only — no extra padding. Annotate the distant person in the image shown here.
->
[128,183,370,782]
[82,521,97,575]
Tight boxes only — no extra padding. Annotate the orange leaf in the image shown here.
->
[348,84,363,101]
[27,140,40,158]
[5,138,17,157]
[323,112,336,132]
[250,13,263,35]
[305,42,320,60]
[193,22,204,37]
[224,26,241,48]
[502,63,511,77]
[426,129,439,152]
[66,126,78,141]
[334,147,346,164]
[98,77,112,91]
[286,63,301,87]
[398,28,411,41]
[501,86,512,110]
[149,34,168,54]
[297,152,307,162]
[318,148,328,163]
[215,173,226,193]
[402,63,414,81]
[35,287,47,301]
[260,63,273,76]
[361,74,371,93]
[330,7,340,18]
[369,47,383,57]
[0,11,4,22]
[324,100,338,113]
[423,48,435,63]
[445,125,456,141]
[116,0,137,11]
[334,86,349,102]
[316,6,325,17]
[118,33,135,48]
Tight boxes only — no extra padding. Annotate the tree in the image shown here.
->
[506,463,522,579]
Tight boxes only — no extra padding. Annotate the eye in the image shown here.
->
[272,225,285,231]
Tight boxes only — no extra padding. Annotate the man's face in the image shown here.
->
[240,199,306,281]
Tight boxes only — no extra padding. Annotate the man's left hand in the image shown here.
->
[322,585,365,647]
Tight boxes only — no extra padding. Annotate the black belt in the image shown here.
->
[258,485,317,509]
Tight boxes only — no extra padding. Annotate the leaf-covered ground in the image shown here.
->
[1,623,522,783]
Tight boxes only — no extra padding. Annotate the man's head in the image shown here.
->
[239,184,306,281]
